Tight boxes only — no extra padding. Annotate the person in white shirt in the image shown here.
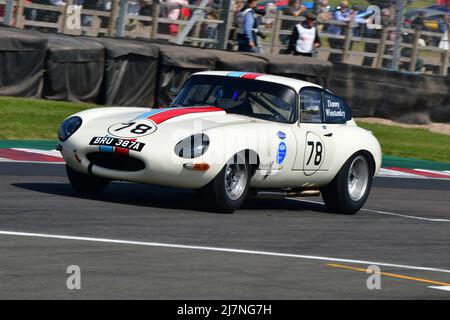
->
[286,12,321,57]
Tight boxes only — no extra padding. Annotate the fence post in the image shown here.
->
[342,19,353,63]
[440,49,449,76]
[4,0,15,25]
[150,3,160,39]
[375,27,388,69]
[218,0,234,50]
[408,29,420,72]
[15,0,25,28]
[391,0,406,70]
[108,0,120,37]
[270,11,281,54]
[192,12,202,46]
[116,0,128,37]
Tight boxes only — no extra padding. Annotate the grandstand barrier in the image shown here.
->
[0,24,449,123]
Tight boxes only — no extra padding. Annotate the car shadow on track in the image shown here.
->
[12,182,330,214]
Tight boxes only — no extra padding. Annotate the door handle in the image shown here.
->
[324,133,333,137]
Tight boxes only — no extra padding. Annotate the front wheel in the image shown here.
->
[203,152,251,213]
[321,153,373,215]
[66,165,110,195]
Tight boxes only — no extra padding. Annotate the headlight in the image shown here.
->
[174,134,210,159]
[58,116,82,141]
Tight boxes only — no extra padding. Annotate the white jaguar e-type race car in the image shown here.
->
[58,71,381,214]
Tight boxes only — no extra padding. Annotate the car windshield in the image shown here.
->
[171,75,297,124]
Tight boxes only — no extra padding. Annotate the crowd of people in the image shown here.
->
[1,0,449,70]
[4,0,221,38]
[232,0,449,71]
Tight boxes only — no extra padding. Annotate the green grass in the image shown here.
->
[0,96,97,140]
[357,121,450,164]
[0,96,448,164]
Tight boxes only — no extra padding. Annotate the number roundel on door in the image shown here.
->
[108,120,157,138]
[303,132,325,176]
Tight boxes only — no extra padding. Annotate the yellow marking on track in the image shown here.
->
[328,263,450,286]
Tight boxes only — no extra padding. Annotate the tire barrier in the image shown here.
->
[0,26,47,98]
[330,63,450,123]
[1,24,448,124]
[44,34,105,103]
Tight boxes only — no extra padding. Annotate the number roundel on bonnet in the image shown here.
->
[108,120,157,138]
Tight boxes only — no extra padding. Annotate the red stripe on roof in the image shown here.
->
[0,149,64,163]
[241,73,264,79]
[148,107,223,124]
[387,167,450,179]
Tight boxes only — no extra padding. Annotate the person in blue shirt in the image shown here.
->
[236,0,258,52]
[327,0,356,63]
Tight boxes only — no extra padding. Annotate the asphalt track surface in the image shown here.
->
[0,162,449,299]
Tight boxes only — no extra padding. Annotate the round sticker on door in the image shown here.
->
[303,132,325,176]
[108,120,157,138]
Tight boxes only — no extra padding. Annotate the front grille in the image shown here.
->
[87,153,145,172]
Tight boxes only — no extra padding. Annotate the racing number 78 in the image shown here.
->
[114,122,152,135]
[307,141,323,166]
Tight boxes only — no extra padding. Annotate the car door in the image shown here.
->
[292,87,336,177]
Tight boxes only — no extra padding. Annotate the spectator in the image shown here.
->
[166,0,189,36]
[139,0,155,27]
[200,0,220,43]
[253,6,267,53]
[439,13,449,50]
[236,0,257,52]
[279,0,306,51]
[411,11,425,31]
[286,12,321,57]
[234,0,245,13]
[317,0,332,33]
[327,0,356,63]
[318,0,331,20]
[228,0,245,49]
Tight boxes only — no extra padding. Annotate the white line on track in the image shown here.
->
[414,169,450,177]
[1,230,450,274]
[13,148,62,158]
[0,160,65,165]
[428,286,450,291]
[289,198,450,222]
[363,208,450,222]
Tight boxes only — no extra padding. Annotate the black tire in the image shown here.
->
[320,153,373,215]
[66,165,109,195]
[203,152,251,213]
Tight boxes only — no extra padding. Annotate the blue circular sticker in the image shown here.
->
[277,131,286,140]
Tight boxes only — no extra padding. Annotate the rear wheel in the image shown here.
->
[66,165,109,195]
[204,152,251,213]
[321,153,373,215]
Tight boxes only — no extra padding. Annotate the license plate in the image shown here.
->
[89,137,146,152]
